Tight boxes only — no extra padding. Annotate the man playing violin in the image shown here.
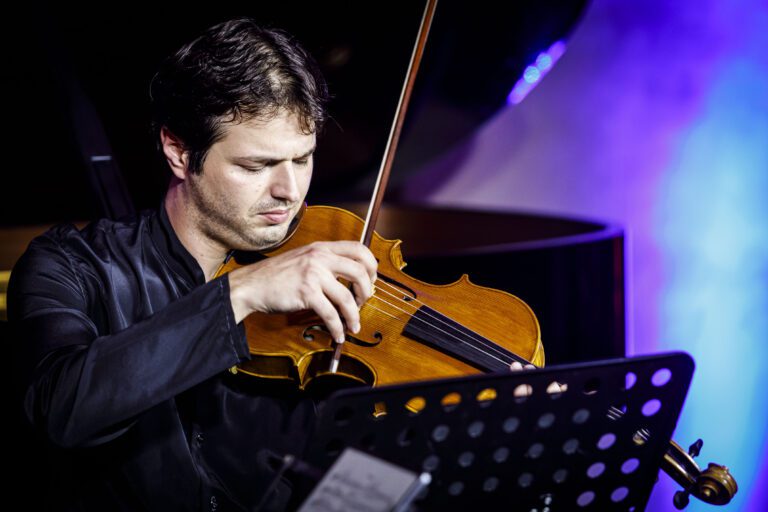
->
[9,17,377,511]
[9,16,542,511]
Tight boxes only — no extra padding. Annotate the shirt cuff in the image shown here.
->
[220,274,251,361]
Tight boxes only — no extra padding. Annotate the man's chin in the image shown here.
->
[240,225,291,252]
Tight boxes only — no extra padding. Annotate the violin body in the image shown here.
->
[217,205,544,391]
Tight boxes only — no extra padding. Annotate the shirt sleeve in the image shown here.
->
[8,232,250,449]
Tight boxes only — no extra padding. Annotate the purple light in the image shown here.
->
[507,40,567,105]
[548,40,566,61]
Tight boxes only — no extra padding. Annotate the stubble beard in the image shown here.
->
[188,177,294,252]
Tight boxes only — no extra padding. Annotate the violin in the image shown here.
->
[217,0,737,507]
[218,204,544,390]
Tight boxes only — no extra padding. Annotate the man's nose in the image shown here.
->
[270,163,301,202]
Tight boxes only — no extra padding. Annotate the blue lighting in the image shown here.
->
[535,53,553,71]
[523,65,541,84]
[507,40,567,105]
[653,57,768,511]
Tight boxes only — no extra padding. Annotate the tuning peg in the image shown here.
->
[673,489,691,509]
[688,439,703,458]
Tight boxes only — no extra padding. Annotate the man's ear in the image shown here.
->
[160,127,189,180]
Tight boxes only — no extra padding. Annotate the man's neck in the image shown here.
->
[164,180,228,281]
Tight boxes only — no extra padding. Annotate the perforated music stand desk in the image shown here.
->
[301,352,694,511]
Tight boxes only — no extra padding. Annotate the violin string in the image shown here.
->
[371,278,528,364]
[370,282,528,363]
[361,301,400,322]
[364,285,521,367]
[363,296,515,368]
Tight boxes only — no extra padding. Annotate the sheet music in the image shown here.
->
[298,448,425,512]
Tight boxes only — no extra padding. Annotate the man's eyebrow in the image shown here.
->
[234,145,317,164]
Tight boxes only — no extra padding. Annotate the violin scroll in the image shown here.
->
[661,439,738,509]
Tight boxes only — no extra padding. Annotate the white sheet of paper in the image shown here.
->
[298,448,424,512]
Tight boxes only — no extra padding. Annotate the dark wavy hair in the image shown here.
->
[149,17,329,175]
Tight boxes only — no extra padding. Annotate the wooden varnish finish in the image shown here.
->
[217,205,544,390]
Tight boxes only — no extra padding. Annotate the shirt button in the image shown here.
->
[196,432,205,443]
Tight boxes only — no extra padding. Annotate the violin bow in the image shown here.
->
[330,0,439,373]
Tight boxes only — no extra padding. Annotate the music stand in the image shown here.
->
[299,352,694,511]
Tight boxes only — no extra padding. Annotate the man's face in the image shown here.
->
[186,110,316,252]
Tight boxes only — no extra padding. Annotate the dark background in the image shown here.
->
[1,0,587,225]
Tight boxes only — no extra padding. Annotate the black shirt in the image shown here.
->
[8,205,316,511]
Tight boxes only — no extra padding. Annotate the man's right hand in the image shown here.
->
[227,241,378,343]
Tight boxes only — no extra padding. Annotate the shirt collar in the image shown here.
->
[150,201,207,287]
